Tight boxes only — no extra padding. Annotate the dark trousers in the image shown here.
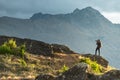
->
[95,47,100,56]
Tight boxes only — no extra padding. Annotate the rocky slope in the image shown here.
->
[35,57,120,80]
[0,35,119,80]
[54,63,120,80]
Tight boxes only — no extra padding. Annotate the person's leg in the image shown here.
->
[98,48,100,56]
[95,48,98,55]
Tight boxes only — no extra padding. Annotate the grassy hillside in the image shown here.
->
[0,52,81,79]
[0,38,114,79]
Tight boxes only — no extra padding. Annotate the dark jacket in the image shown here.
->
[96,40,101,48]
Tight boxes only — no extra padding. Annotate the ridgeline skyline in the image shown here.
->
[0,0,120,23]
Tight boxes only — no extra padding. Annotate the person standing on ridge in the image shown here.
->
[95,39,101,56]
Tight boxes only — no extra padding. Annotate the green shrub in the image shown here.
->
[3,39,17,49]
[80,57,103,73]
[0,45,12,55]
[59,64,69,73]
[19,59,27,67]
[18,44,26,59]
[0,39,26,59]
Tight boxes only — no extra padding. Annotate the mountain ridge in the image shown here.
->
[30,7,112,24]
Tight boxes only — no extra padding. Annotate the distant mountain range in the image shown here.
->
[0,7,120,68]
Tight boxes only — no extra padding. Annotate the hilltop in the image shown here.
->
[0,35,80,79]
[0,35,120,80]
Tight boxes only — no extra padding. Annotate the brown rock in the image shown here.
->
[100,70,120,80]
[55,62,88,80]
[35,74,55,80]
[51,44,74,54]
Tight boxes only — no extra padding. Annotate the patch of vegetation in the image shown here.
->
[18,59,27,67]
[0,45,12,55]
[80,57,104,74]
[59,64,69,73]
[0,39,27,69]
[18,44,26,59]
[0,39,26,59]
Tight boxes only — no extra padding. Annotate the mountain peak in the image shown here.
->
[84,6,94,10]
[81,6,99,14]
[30,12,54,20]
[30,12,43,19]
[72,7,99,15]
[73,8,80,13]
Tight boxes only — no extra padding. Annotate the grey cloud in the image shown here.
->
[90,0,120,12]
[0,0,120,18]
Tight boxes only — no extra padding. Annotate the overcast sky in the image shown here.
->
[0,0,120,23]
